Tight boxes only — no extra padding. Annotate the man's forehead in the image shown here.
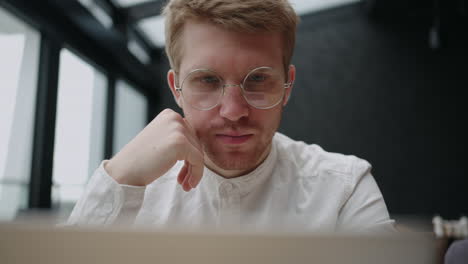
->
[179,21,284,75]
[180,58,282,79]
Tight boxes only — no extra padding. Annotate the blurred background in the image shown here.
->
[0,0,467,230]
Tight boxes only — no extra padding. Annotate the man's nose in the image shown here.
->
[219,84,249,121]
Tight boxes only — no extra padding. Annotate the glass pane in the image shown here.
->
[0,6,40,220]
[0,184,28,220]
[128,40,150,64]
[52,49,107,205]
[138,15,165,47]
[112,0,153,8]
[113,80,148,155]
[0,33,23,181]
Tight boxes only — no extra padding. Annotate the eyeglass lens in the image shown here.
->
[181,67,285,110]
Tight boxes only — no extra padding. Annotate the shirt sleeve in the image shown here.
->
[66,161,146,226]
[336,158,396,233]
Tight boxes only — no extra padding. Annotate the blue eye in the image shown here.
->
[248,74,267,82]
[201,76,220,84]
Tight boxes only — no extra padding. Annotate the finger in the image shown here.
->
[188,161,203,189]
[187,165,198,189]
[177,161,189,185]
[188,172,196,189]
[181,143,204,189]
[182,165,192,192]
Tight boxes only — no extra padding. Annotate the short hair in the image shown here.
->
[162,0,299,73]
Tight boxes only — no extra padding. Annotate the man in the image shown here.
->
[68,0,394,232]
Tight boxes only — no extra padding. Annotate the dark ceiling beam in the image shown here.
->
[94,0,159,62]
[130,26,157,55]
[124,0,165,24]
[93,0,119,18]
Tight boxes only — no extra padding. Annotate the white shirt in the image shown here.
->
[68,133,395,232]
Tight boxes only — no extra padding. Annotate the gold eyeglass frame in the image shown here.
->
[174,66,293,111]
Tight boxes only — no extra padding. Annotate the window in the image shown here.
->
[51,49,107,207]
[113,80,148,155]
[0,7,40,220]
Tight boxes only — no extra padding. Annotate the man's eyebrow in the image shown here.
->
[183,64,212,72]
[183,64,278,76]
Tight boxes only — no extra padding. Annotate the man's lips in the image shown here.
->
[215,133,253,144]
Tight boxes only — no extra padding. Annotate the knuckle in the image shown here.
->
[161,109,179,120]
[155,109,172,123]
[159,108,172,118]
[161,108,173,114]
[169,122,185,135]
[173,122,185,133]
[158,109,183,125]
[170,133,187,148]
[172,113,183,122]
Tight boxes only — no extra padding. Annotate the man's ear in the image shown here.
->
[167,69,183,108]
[283,64,296,106]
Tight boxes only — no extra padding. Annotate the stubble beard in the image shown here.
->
[191,107,284,175]
[203,136,273,172]
[201,117,279,175]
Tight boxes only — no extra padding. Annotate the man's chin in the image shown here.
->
[204,145,271,176]
[202,137,273,176]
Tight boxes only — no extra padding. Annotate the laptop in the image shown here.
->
[0,222,440,264]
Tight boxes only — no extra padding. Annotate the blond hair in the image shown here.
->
[163,0,299,73]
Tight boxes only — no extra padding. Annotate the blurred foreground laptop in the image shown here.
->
[0,222,440,264]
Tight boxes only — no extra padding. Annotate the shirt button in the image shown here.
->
[220,182,233,193]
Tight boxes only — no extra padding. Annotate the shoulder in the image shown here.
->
[273,132,372,185]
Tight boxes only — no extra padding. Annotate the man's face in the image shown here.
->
[168,20,294,177]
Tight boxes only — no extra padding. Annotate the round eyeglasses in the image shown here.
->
[175,66,292,110]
